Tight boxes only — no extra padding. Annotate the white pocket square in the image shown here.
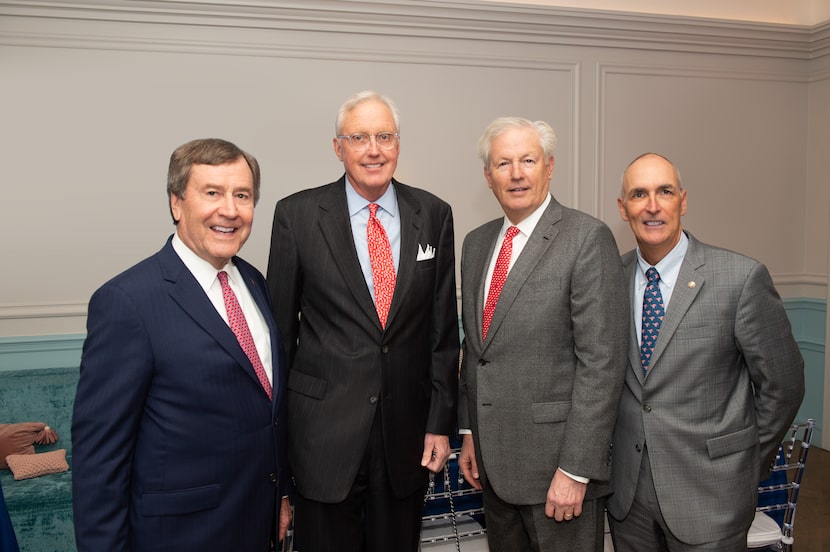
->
[417,243,436,261]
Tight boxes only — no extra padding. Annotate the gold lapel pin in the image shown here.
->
[688,281,696,288]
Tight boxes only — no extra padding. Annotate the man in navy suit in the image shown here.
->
[267,91,459,551]
[72,138,291,551]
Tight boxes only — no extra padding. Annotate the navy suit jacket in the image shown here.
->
[72,237,289,551]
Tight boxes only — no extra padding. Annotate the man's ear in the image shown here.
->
[617,197,629,222]
[170,193,182,224]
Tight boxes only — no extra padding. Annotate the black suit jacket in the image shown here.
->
[73,237,289,551]
[267,177,459,502]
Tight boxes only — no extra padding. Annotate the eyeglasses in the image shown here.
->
[336,132,399,151]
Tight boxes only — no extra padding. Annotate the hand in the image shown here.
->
[421,433,451,473]
[458,433,482,490]
[278,496,292,543]
[545,469,587,521]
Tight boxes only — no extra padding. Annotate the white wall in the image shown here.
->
[0,0,827,337]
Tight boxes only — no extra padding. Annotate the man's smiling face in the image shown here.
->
[333,98,400,202]
[170,156,255,269]
[484,126,554,225]
[618,153,687,266]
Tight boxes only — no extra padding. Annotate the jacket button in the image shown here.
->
[269,473,279,485]
[635,444,642,452]
[478,359,488,366]
[643,404,652,412]
[381,346,389,353]
[369,396,378,404]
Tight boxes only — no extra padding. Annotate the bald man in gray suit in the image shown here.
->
[607,153,805,552]
[458,117,628,551]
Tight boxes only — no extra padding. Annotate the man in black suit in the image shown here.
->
[267,90,459,551]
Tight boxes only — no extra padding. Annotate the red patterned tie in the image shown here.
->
[367,203,396,329]
[482,226,520,340]
[218,271,272,400]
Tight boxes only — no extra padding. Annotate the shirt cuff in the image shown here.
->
[559,467,589,484]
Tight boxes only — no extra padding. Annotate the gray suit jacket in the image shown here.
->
[607,232,805,544]
[458,198,629,505]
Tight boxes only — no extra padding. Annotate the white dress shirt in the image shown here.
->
[172,232,273,385]
[483,194,551,300]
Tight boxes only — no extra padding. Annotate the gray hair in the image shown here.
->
[478,117,557,167]
[335,90,401,135]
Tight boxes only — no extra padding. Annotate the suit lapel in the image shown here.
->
[648,234,705,371]
[467,220,502,350]
[483,200,560,348]
[237,260,282,406]
[386,181,419,329]
[622,253,644,382]
[159,242,254,378]
[316,179,380,328]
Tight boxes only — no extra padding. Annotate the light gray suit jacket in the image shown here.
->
[458,198,629,505]
[607,232,805,544]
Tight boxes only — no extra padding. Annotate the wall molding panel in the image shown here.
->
[0,1,827,59]
[1,0,828,367]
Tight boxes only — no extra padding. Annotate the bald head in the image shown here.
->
[618,153,687,265]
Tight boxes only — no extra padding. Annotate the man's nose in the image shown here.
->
[218,193,239,216]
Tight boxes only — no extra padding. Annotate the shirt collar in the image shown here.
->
[172,232,237,293]
[345,177,399,218]
[635,231,689,289]
[500,193,551,237]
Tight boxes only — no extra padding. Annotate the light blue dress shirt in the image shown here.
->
[634,231,689,347]
[345,178,401,305]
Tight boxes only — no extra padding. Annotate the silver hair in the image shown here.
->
[335,90,401,135]
[477,116,557,168]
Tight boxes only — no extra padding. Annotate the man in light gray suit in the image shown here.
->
[607,152,805,551]
[458,117,628,551]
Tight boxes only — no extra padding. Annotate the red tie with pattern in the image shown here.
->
[482,226,520,340]
[218,271,272,400]
[367,203,396,329]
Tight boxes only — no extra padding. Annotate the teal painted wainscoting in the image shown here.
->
[0,335,84,372]
[0,297,826,444]
[784,298,826,448]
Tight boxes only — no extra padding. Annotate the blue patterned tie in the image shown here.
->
[640,267,665,376]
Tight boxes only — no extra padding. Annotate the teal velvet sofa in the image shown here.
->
[0,367,78,552]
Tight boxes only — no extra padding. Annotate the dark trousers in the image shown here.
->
[483,482,605,552]
[292,412,424,552]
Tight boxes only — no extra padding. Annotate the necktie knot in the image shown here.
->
[646,267,661,284]
[218,270,229,287]
[505,225,520,241]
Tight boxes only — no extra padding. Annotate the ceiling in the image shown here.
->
[479,0,830,25]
